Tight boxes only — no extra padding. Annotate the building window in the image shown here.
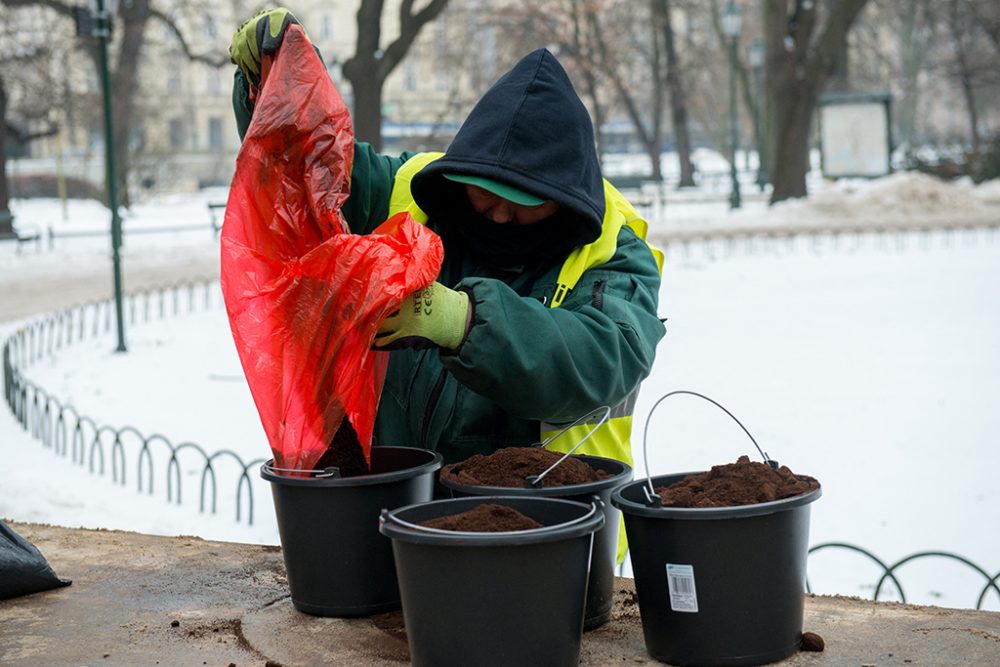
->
[208,117,223,150]
[404,62,416,91]
[205,17,217,39]
[169,118,186,149]
[207,68,222,94]
[167,70,182,92]
[321,14,333,40]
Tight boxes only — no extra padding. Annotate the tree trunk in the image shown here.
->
[348,59,385,150]
[0,74,11,232]
[111,0,150,208]
[764,0,870,204]
[770,89,816,201]
[897,0,920,158]
[570,0,606,159]
[342,0,449,151]
[586,5,662,180]
[949,0,981,156]
[656,0,695,187]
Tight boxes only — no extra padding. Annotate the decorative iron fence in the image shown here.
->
[807,542,1000,611]
[2,279,267,526]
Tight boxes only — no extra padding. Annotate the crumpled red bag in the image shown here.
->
[220,25,443,472]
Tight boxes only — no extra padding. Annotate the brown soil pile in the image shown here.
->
[313,418,369,477]
[440,446,611,488]
[418,503,544,532]
[656,455,819,507]
[800,631,825,652]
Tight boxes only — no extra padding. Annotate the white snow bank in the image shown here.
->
[767,172,997,224]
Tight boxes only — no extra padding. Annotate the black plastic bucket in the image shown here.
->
[440,454,631,629]
[261,445,442,617]
[380,496,604,667]
[612,474,822,666]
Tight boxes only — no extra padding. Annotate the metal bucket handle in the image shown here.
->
[262,461,343,478]
[526,405,611,487]
[640,390,778,506]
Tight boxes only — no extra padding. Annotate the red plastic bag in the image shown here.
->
[221,25,443,472]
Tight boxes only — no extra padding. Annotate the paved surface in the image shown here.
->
[2,523,998,666]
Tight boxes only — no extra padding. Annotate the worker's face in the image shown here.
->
[464,185,559,225]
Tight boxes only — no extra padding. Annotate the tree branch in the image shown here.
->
[148,8,230,67]
[380,0,449,79]
[1,0,74,17]
[804,0,869,84]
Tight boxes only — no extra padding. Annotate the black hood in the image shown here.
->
[411,48,604,248]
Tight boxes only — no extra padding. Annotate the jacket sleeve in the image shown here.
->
[231,69,411,234]
[441,227,665,422]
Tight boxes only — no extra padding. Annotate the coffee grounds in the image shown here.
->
[440,446,611,488]
[313,417,370,477]
[656,455,819,507]
[419,503,544,532]
[800,631,825,652]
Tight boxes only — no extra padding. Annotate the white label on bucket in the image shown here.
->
[666,564,699,613]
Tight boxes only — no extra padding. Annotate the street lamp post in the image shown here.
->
[721,1,742,210]
[77,0,127,351]
[749,37,768,191]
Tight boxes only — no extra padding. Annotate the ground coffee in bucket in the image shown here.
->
[656,455,819,507]
[440,447,610,488]
[418,503,544,532]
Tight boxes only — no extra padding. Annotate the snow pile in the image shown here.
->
[768,172,996,225]
[970,178,1000,205]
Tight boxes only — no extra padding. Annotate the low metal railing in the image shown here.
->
[3,279,266,525]
[807,542,1000,611]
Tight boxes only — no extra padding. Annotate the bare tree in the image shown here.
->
[764,0,870,203]
[0,32,59,231]
[1,0,228,208]
[654,0,696,187]
[341,0,450,150]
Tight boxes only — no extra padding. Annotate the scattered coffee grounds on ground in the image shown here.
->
[656,455,819,507]
[419,503,544,532]
[440,446,610,488]
[313,418,369,477]
[800,631,825,652]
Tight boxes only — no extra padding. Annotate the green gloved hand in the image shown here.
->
[229,7,303,89]
[375,282,472,351]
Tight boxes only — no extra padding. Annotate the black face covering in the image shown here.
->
[436,190,581,269]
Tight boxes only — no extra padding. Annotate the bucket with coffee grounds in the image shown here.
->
[379,496,604,667]
[261,446,442,617]
[439,444,632,630]
[610,391,822,666]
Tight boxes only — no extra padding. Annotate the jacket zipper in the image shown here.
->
[420,367,448,447]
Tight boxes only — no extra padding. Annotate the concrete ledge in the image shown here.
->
[1,523,998,666]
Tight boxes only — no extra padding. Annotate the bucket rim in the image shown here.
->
[380,495,605,546]
[611,472,822,519]
[439,454,633,497]
[260,446,443,487]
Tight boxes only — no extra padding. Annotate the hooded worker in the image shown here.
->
[230,9,664,481]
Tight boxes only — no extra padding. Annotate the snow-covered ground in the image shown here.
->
[2,172,999,611]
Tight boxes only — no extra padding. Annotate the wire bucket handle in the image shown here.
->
[526,405,611,487]
[263,462,343,478]
[640,390,778,506]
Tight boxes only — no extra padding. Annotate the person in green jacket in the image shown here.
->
[229,9,665,468]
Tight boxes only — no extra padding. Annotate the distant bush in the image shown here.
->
[907,135,1000,184]
[9,174,106,202]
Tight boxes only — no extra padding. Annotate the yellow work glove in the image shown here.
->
[229,7,304,90]
[374,282,472,351]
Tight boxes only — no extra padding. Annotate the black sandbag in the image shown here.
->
[0,520,71,599]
